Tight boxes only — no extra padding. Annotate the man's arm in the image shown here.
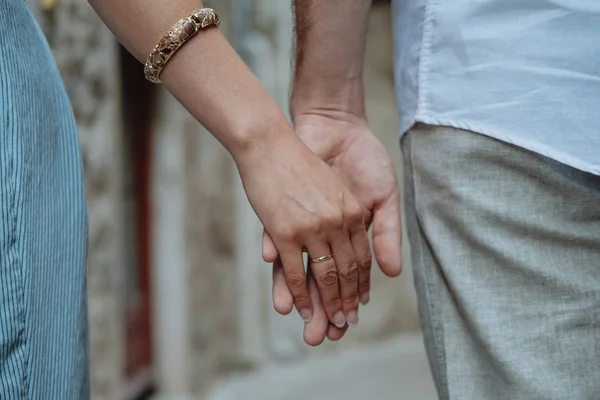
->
[277,0,402,345]
[291,0,372,120]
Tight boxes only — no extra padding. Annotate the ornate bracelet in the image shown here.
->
[144,8,220,84]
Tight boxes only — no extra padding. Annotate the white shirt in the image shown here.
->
[392,0,600,175]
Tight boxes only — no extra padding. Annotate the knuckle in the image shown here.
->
[275,224,298,242]
[346,203,364,224]
[359,249,373,269]
[325,298,342,311]
[286,272,306,289]
[340,262,359,281]
[324,211,344,229]
[359,281,370,294]
[344,293,359,305]
[299,216,320,234]
[316,269,339,287]
[293,293,310,305]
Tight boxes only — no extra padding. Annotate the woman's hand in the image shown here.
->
[234,127,370,327]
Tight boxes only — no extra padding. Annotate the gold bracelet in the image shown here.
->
[144,8,220,84]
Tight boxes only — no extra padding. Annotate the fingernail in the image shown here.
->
[332,311,346,328]
[346,310,359,328]
[299,308,312,323]
[360,292,370,305]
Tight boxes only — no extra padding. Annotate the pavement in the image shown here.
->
[207,334,437,400]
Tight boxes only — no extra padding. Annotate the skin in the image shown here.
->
[266,0,403,344]
[88,0,372,331]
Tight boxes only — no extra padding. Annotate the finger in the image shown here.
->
[326,323,348,341]
[272,258,293,315]
[303,272,329,346]
[372,190,403,277]
[262,229,278,263]
[351,227,373,306]
[307,241,345,328]
[279,246,313,322]
[329,235,360,327]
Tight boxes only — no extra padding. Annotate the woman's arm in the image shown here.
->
[88,0,370,331]
[90,0,283,155]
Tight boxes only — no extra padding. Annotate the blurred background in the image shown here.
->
[28,0,436,399]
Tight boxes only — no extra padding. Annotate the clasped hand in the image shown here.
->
[236,113,402,345]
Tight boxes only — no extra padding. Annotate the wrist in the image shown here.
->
[226,110,299,163]
[290,77,366,123]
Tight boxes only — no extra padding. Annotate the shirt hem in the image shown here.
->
[398,114,600,177]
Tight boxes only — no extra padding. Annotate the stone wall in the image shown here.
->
[178,1,245,396]
[184,109,241,396]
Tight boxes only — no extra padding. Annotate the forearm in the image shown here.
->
[89,0,291,157]
[291,0,372,119]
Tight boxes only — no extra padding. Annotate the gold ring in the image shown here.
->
[310,254,333,264]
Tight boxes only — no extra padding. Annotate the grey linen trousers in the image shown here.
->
[402,124,600,400]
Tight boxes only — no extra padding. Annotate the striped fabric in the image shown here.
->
[0,1,89,399]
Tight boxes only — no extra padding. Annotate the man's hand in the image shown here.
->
[295,113,403,283]
[264,112,402,345]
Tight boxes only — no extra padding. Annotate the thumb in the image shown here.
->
[262,229,279,263]
[372,190,402,277]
